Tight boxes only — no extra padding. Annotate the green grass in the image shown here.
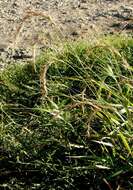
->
[0,35,133,189]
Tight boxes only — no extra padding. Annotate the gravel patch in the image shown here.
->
[0,0,133,68]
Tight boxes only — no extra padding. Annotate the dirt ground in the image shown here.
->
[0,0,133,66]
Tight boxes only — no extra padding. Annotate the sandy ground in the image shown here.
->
[0,0,132,67]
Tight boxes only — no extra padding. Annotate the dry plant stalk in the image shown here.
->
[13,9,64,48]
[40,63,51,97]
[86,108,100,138]
[12,10,54,73]
[32,44,37,73]
[12,10,64,73]
[13,10,53,47]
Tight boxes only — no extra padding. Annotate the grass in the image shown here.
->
[0,35,133,190]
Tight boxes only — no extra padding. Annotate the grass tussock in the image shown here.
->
[0,35,133,189]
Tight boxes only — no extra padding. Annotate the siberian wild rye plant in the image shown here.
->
[10,9,64,73]
[0,35,133,189]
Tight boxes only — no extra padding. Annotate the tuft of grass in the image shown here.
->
[0,35,133,189]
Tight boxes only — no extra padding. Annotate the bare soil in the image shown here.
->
[0,0,132,66]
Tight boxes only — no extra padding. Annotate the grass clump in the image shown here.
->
[0,35,133,189]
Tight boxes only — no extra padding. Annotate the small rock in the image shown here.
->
[0,44,8,52]
[12,49,32,60]
[124,23,133,30]
[80,3,88,10]
[71,31,79,36]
